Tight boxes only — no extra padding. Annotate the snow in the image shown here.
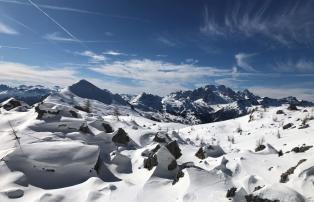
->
[1,91,314,202]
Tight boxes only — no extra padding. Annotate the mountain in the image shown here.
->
[69,80,128,105]
[129,85,314,124]
[0,84,57,105]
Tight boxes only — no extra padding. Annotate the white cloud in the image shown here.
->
[235,53,257,72]
[103,50,126,56]
[0,22,18,35]
[0,61,78,86]
[90,59,230,95]
[78,51,107,63]
[91,59,229,82]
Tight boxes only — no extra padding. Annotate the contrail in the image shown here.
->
[2,14,37,34]
[0,0,148,23]
[0,45,29,50]
[27,0,84,47]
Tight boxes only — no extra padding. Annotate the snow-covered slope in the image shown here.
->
[1,84,314,202]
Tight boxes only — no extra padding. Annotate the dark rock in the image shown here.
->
[35,105,59,119]
[245,195,279,202]
[280,159,306,183]
[287,104,298,111]
[226,187,237,198]
[253,186,263,192]
[143,154,158,170]
[291,145,313,153]
[74,105,90,113]
[278,150,283,157]
[255,145,266,152]
[303,109,308,112]
[69,110,79,118]
[2,99,21,111]
[168,160,178,171]
[276,110,284,114]
[195,147,206,159]
[112,128,130,145]
[153,132,171,143]
[79,123,91,133]
[283,123,293,130]
[166,140,182,159]
[298,124,309,129]
[102,122,113,133]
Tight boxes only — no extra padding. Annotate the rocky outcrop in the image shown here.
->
[112,128,130,145]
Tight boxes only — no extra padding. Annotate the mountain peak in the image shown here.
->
[69,80,127,105]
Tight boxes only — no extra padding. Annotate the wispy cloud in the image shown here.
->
[200,0,314,46]
[0,61,78,86]
[235,53,258,72]
[0,45,28,50]
[275,58,314,73]
[90,59,230,95]
[78,51,107,63]
[103,50,126,56]
[2,14,36,34]
[0,21,18,35]
[157,36,176,47]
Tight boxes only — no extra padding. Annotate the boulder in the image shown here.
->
[112,128,130,145]
[283,123,293,130]
[1,98,22,111]
[195,144,225,159]
[166,140,182,159]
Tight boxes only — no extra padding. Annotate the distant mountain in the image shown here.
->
[69,80,128,105]
[0,84,57,105]
[1,80,313,124]
[129,85,313,124]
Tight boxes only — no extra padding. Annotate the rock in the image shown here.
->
[4,189,24,199]
[69,110,79,118]
[195,144,225,159]
[112,128,130,145]
[168,160,177,171]
[283,123,293,130]
[79,123,91,133]
[195,147,206,159]
[35,104,60,119]
[166,140,182,159]
[298,124,309,129]
[102,122,113,133]
[1,98,22,111]
[287,104,298,111]
[291,145,313,153]
[153,132,171,143]
[74,105,90,113]
[276,110,284,114]
[245,195,279,202]
[226,187,237,198]
[255,145,266,152]
[143,154,158,170]
[280,159,307,183]
[303,109,308,112]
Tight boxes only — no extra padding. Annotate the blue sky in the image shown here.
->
[0,0,314,100]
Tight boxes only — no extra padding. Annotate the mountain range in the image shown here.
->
[0,80,313,124]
